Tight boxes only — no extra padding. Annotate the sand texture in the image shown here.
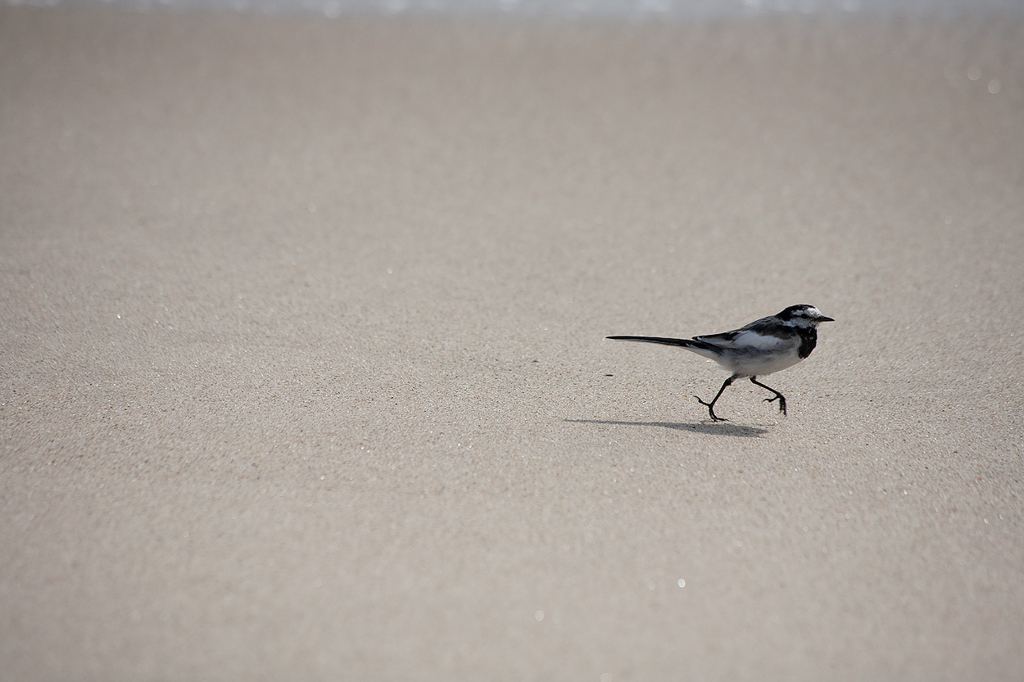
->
[2,7,1023,680]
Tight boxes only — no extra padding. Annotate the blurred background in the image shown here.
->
[6,0,1024,19]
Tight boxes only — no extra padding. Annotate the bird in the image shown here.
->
[607,304,834,422]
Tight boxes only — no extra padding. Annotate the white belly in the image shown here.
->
[716,346,803,377]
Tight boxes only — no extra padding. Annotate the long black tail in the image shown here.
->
[606,335,716,352]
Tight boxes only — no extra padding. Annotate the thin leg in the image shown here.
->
[696,374,738,422]
[750,377,787,416]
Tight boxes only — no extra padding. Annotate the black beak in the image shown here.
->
[818,315,835,322]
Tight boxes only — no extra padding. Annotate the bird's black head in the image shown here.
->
[777,304,834,325]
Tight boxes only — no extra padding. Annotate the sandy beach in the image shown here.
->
[1,6,1022,679]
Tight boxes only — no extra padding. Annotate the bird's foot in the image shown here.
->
[695,396,728,422]
[763,395,787,416]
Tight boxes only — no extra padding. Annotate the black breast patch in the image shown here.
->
[797,328,818,359]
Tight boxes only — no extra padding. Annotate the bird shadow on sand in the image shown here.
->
[566,419,769,438]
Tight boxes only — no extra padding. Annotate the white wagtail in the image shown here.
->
[608,304,834,421]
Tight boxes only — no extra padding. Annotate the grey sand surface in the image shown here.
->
[2,8,1023,680]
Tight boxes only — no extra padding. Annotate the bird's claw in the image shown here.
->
[695,396,728,422]
[762,395,787,416]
